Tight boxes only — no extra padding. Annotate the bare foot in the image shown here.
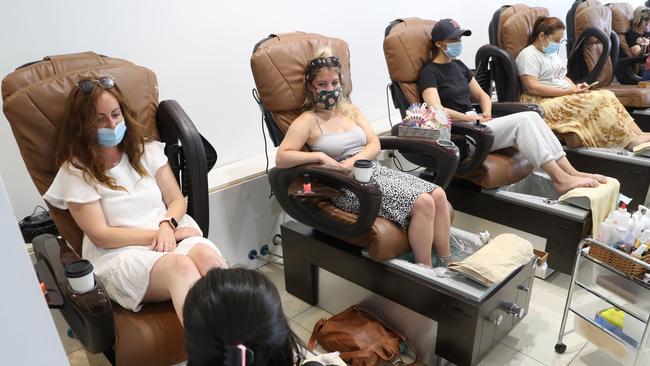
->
[553,176,599,194]
[573,171,607,184]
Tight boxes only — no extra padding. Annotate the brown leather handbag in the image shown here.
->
[307,305,412,366]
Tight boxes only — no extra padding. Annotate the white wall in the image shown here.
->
[0,0,645,218]
[0,178,68,364]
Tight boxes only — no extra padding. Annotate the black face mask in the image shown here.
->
[315,88,341,110]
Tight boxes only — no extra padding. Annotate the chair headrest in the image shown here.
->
[383,18,435,105]
[250,32,352,137]
[575,0,612,44]
[497,4,549,58]
[2,51,159,252]
[607,2,633,35]
[383,18,435,84]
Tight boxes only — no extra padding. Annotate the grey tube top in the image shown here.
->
[308,126,367,161]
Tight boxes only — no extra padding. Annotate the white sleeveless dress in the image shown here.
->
[44,141,221,311]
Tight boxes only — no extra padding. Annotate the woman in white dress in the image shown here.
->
[44,77,227,323]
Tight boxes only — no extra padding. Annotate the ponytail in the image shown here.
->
[529,16,566,45]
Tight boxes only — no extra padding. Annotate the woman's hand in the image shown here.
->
[174,227,202,242]
[152,224,177,252]
[565,85,588,95]
[637,37,650,46]
[319,152,343,168]
[480,111,492,122]
[339,159,355,172]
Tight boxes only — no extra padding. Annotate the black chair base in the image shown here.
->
[282,221,534,366]
[444,181,592,275]
[630,108,650,132]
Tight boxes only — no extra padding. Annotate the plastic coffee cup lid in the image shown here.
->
[354,159,372,168]
[65,259,94,278]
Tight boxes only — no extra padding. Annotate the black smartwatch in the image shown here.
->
[159,217,178,230]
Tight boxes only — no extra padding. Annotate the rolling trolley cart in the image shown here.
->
[555,238,650,365]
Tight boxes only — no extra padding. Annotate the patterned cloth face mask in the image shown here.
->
[316,88,341,110]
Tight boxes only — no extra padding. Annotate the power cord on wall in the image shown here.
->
[386,83,394,127]
[252,88,274,199]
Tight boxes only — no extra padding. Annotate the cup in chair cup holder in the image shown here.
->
[65,259,95,294]
[353,159,373,183]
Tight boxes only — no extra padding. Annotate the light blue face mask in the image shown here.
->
[97,120,127,147]
[542,39,561,55]
[443,42,463,58]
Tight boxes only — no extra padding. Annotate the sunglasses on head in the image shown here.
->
[307,56,341,73]
[76,76,116,94]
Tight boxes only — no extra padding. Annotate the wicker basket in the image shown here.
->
[589,244,650,278]
[398,126,450,140]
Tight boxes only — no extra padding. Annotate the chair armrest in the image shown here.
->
[615,54,647,84]
[475,44,521,102]
[269,164,382,237]
[32,234,114,354]
[449,121,494,174]
[488,102,544,118]
[157,100,214,237]
[379,135,459,188]
[568,26,611,84]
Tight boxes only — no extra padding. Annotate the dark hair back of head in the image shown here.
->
[529,16,566,45]
[183,268,302,366]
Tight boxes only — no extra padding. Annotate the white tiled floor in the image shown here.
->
[64,262,633,366]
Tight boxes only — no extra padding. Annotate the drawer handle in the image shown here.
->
[518,285,529,293]
[500,301,525,318]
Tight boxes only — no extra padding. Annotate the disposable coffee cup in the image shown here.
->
[353,159,373,183]
[65,259,95,294]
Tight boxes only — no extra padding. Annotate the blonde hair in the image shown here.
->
[632,6,650,30]
[303,46,358,121]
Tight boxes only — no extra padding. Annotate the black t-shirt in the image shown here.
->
[418,60,473,113]
[625,30,650,51]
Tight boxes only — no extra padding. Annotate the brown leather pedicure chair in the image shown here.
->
[2,52,217,366]
[477,4,650,211]
[384,17,594,276]
[251,31,536,366]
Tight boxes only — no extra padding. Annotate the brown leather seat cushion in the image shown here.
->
[603,84,650,107]
[455,148,533,189]
[114,302,186,366]
[316,200,454,261]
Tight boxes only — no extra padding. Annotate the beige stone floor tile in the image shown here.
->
[292,306,333,332]
[569,343,626,366]
[476,343,546,366]
[67,349,90,366]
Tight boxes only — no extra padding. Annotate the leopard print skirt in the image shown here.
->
[331,161,438,228]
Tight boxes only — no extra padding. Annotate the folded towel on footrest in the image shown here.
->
[447,233,533,287]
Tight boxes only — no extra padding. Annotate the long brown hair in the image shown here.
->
[56,82,149,190]
[529,16,566,45]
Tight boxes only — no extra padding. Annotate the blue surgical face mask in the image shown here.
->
[97,120,127,147]
[542,38,561,55]
[443,42,463,58]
